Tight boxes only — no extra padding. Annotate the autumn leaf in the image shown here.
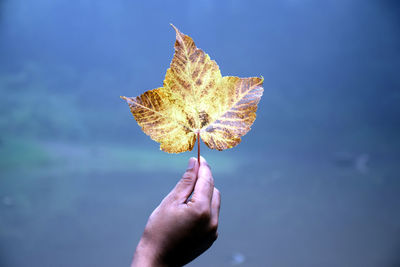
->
[121,25,263,156]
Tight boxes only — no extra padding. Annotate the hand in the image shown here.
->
[131,156,221,267]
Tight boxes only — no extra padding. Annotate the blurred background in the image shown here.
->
[1,0,399,266]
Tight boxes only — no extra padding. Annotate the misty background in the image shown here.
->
[1,0,399,266]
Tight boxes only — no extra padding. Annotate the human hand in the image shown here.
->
[131,156,221,267]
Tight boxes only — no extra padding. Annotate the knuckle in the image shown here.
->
[209,221,218,233]
[192,205,211,221]
[206,175,214,188]
[214,231,219,241]
[180,172,195,185]
[210,231,218,242]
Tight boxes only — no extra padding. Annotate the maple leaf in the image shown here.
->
[121,25,263,158]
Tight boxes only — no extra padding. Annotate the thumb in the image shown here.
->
[170,157,199,203]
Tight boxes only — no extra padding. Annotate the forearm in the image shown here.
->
[131,238,167,267]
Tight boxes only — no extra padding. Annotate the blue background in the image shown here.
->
[1,0,399,266]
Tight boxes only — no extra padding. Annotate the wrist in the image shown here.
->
[131,238,167,267]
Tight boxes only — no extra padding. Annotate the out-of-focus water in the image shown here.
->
[1,0,400,266]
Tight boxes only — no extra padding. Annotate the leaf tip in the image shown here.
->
[170,23,178,33]
[170,24,185,43]
[120,96,135,105]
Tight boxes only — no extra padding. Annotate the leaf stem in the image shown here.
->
[197,132,200,165]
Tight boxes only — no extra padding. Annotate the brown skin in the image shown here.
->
[131,156,221,267]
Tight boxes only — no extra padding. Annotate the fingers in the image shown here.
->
[211,187,221,228]
[190,156,214,205]
[171,157,199,203]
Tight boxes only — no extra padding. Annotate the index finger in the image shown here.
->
[190,156,214,205]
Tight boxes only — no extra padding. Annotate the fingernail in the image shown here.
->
[187,158,196,170]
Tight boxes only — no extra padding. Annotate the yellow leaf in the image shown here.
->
[121,25,264,153]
